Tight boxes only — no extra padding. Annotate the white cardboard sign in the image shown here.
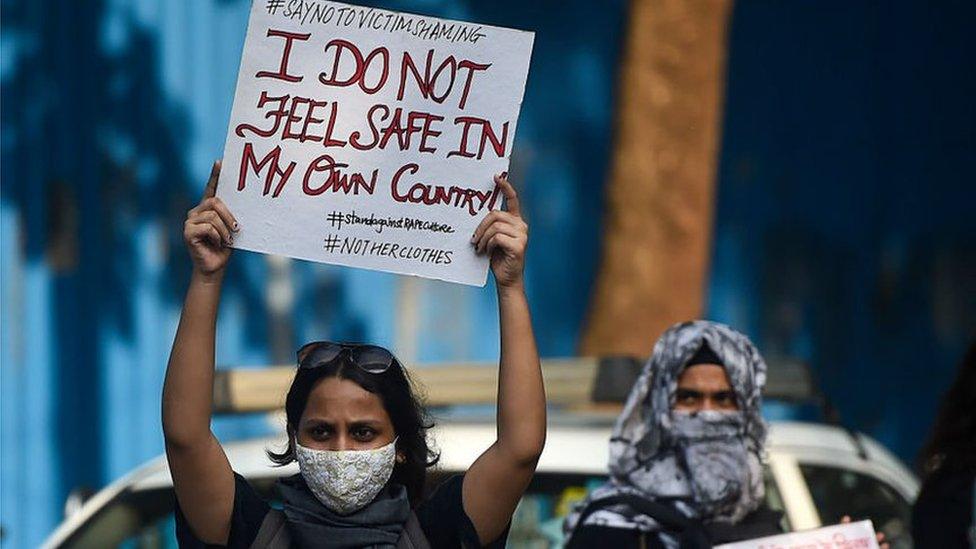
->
[217,0,535,286]
[716,520,880,549]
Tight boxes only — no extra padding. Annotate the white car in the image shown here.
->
[44,414,917,548]
[44,358,920,547]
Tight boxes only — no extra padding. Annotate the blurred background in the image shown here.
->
[1,0,974,547]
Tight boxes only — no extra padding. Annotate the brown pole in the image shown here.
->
[581,0,734,357]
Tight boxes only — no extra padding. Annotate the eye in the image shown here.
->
[309,425,331,439]
[676,390,699,403]
[352,426,377,440]
[714,392,737,407]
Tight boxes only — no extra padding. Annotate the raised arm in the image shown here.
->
[463,174,546,544]
[162,161,240,544]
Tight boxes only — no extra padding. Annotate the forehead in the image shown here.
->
[676,363,733,390]
[302,377,391,422]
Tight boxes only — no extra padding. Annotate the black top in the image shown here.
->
[566,506,785,549]
[175,472,506,548]
[911,467,975,549]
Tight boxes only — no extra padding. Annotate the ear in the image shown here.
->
[396,450,406,464]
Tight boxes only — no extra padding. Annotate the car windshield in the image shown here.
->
[799,464,913,549]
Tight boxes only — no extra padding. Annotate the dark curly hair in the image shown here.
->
[267,348,439,506]
[917,337,976,476]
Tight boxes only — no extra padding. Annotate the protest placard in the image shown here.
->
[715,520,880,549]
[216,0,535,286]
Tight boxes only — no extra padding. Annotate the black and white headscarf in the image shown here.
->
[564,320,768,548]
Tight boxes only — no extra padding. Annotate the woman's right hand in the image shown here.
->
[184,160,238,277]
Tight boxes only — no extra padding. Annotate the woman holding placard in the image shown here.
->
[162,161,544,548]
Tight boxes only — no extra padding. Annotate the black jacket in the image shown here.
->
[912,467,975,549]
[566,502,784,549]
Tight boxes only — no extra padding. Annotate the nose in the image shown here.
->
[326,433,355,452]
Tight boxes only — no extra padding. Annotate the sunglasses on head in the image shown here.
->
[297,341,400,374]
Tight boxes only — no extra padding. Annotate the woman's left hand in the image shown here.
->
[472,173,528,290]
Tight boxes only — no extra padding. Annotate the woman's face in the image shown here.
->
[296,376,396,451]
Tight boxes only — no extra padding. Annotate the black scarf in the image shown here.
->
[276,474,410,548]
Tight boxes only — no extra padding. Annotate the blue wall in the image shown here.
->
[707,0,976,462]
[0,0,624,546]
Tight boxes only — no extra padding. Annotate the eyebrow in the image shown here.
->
[675,389,736,399]
[348,420,383,428]
[301,418,384,427]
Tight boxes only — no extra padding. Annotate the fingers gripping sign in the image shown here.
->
[841,516,889,549]
[184,160,240,277]
[472,173,528,289]
[202,160,220,199]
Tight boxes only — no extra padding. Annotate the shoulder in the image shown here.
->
[175,472,272,548]
[414,474,508,549]
[912,468,975,545]
[567,525,645,549]
[706,506,785,544]
[916,467,975,503]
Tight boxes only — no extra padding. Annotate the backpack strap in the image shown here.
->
[396,511,431,549]
[571,494,711,549]
[250,508,291,549]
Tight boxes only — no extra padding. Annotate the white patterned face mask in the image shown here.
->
[671,410,757,522]
[295,438,397,515]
